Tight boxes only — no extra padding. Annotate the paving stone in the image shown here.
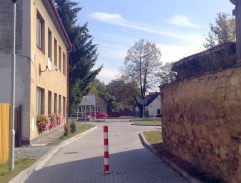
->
[25,120,189,183]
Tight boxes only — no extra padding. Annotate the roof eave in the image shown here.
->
[48,0,72,51]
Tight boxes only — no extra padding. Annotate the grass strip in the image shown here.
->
[143,131,164,151]
[50,123,95,145]
[132,121,161,126]
[0,159,36,183]
[1,123,95,183]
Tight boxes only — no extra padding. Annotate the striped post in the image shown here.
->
[103,126,110,174]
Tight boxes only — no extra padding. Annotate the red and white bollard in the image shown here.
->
[103,126,110,174]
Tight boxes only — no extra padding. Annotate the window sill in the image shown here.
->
[37,45,45,54]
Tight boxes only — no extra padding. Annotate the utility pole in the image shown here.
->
[9,0,18,170]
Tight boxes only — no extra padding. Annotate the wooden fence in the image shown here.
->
[0,103,10,164]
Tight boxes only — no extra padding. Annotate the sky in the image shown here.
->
[74,0,234,84]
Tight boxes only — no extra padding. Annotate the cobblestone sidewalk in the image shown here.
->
[15,125,64,161]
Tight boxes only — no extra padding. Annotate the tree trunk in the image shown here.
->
[139,104,144,118]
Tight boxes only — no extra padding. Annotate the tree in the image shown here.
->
[122,39,162,117]
[54,0,102,113]
[107,79,140,112]
[204,12,236,49]
[89,79,117,112]
[158,63,176,86]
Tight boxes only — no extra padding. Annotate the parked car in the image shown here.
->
[87,112,108,118]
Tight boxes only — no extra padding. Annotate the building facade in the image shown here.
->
[0,0,71,143]
[144,92,161,117]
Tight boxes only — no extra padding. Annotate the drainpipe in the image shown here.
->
[67,50,70,128]
[9,0,18,171]
[231,0,241,61]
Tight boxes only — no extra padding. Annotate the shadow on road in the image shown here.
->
[26,148,188,183]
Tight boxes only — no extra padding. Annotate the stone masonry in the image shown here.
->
[160,44,241,183]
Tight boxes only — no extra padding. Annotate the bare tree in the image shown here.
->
[122,39,162,117]
[158,63,176,86]
[204,12,236,49]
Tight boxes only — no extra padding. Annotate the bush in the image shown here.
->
[70,120,77,133]
[37,114,64,133]
[56,115,63,125]
[49,114,57,129]
[36,115,50,133]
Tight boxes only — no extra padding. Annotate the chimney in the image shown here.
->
[231,0,241,61]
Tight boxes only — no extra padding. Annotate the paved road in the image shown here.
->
[26,119,188,183]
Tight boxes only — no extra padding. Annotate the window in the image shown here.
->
[59,46,62,71]
[63,53,66,75]
[36,11,45,51]
[96,107,100,112]
[54,93,57,114]
[63,97,66,117]
[157,109,161,115]
[36,87,44,115]
[54,39,57,66]
[48,91,52,114]
[48,29,52,61]
[59,95,62,115]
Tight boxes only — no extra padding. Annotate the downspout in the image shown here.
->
[67,49,71,126]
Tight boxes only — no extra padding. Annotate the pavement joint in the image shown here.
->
[9,126,98,183]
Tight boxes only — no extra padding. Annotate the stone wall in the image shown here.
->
[160,66,241,183]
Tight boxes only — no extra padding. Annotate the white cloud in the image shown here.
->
[157,44,204,63]
[90,12,202,42]
[100,43,127,60]
[97,67,121,84]
[90,12,126,24]
[167,15,198,28]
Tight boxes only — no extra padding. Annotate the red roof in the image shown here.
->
[48,0,72,51]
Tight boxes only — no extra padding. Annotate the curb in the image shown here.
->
[9,126,98,183]
[139,133,204,183]
[131,123,162,127]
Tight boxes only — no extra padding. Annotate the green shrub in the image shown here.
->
[64,122,69,136]
[70,121,77,133]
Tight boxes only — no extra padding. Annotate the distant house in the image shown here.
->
[96,96,107,113]
[77,94,107,118]
[0,0,71,144]
[144,92,161,117]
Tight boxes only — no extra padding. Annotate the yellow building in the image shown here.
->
[0,0,71,144]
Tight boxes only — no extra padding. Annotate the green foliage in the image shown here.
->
[0,159,35,183]
[70,120,77,133]
[64,122,70,136]
[54,0,102,112]
[204,12,236,49]
[89,79,115,112]
[107,78,140,112]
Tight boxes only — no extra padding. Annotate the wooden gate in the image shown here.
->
[0,103,10,164]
